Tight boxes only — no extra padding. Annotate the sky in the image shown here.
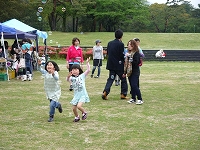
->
[147,0,199,8]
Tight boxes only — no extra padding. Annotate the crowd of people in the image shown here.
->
[38,29,145,122]
[0,38,36,81]
[1,30,146,123]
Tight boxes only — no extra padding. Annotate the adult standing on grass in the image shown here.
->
[38,60,63,122]
[66,37,84,91]
[127,38,144,104]
[91,40,104,78]
[66,57,90,122]
[124,40,143,105]
[102,29,128,100]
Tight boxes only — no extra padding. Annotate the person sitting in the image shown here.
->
[155,49,166,58]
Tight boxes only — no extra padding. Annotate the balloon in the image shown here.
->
[38,17,42,21]
[48,31,52,35]
[62,7,66,12]
[38,7,43,13]
[41,0,47,4]
[36,12,40,16]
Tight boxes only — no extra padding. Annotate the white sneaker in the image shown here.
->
[21,75,27,81]
[27,74,32,81]
[127,99,136,104]
[136,100,143,105]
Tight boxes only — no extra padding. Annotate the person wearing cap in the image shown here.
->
[102,29,128,100]
[91,40,104,78]
[21,38,33,81]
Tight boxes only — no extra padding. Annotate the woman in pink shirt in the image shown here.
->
[66,37,84,91]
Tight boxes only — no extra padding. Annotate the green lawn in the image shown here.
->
[38,32,200,50]
[0,60,200,150]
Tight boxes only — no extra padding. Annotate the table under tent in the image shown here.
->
[1,19,48,81]
[0,23,37,81]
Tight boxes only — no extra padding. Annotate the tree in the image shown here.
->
[0,0,31,22]
[92,0,148,32]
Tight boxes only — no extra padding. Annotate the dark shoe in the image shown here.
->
[73,116,80,122]
[82,112,87,120]
[58,104,62,113]
[94,76,99,78]
[91,74,93,78]
[102,91,108,100]
[121,94,129,100]
[69,85,73,91]
[48,115,54,122]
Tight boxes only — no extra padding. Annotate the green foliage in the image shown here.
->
[1,0,200,33]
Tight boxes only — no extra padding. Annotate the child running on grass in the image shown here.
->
[38,60,62,122]
[66,57,90,122]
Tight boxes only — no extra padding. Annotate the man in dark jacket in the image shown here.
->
[102,29,128,100]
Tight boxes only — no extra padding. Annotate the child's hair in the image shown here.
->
[71,64,83,75]
[133,38,140,42]
[72,37,80,45]
[45,61,60,72]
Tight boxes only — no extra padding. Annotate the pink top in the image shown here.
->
[66,45,84,64]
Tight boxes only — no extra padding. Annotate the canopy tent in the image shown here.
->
[0,29,36,39]
[2,19,48,39]
[0,23,16,34]
[0,23,17,81]
[2,19,48,60]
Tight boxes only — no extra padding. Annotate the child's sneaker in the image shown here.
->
[48,115,54,122]
[127,99,136,104]
[94,76,99,78]
[91,74,93,78]
[73,116,80,122]
[136,100,143,105]
[82,112,87,120]
[58,104,63,113]
[69,85,73,91]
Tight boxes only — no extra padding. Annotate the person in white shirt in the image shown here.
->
[91,40,104,78]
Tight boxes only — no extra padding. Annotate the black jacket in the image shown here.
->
[106,39,125,71]
[131,52,140,76]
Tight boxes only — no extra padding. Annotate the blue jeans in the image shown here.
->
[92,66,100,76]
[128,74,142,100]
[49,100,60,116]
[103,70,128,95]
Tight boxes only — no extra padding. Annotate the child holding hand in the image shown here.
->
[67,57,90,122]
[38,60,62,122]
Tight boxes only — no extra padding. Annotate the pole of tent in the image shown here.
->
[1,32,9,81]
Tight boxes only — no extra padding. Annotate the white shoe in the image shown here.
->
[127,99,136,104]
[21,75,27,81]
[27,74,32,81]
[136,100,143,105]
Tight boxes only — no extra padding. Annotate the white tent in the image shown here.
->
[3,19,48,39]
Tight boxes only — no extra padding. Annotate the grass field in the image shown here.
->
[38,32,200,50]
[0,60,200,150]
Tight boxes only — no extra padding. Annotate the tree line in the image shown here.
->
[1,0,200,33]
